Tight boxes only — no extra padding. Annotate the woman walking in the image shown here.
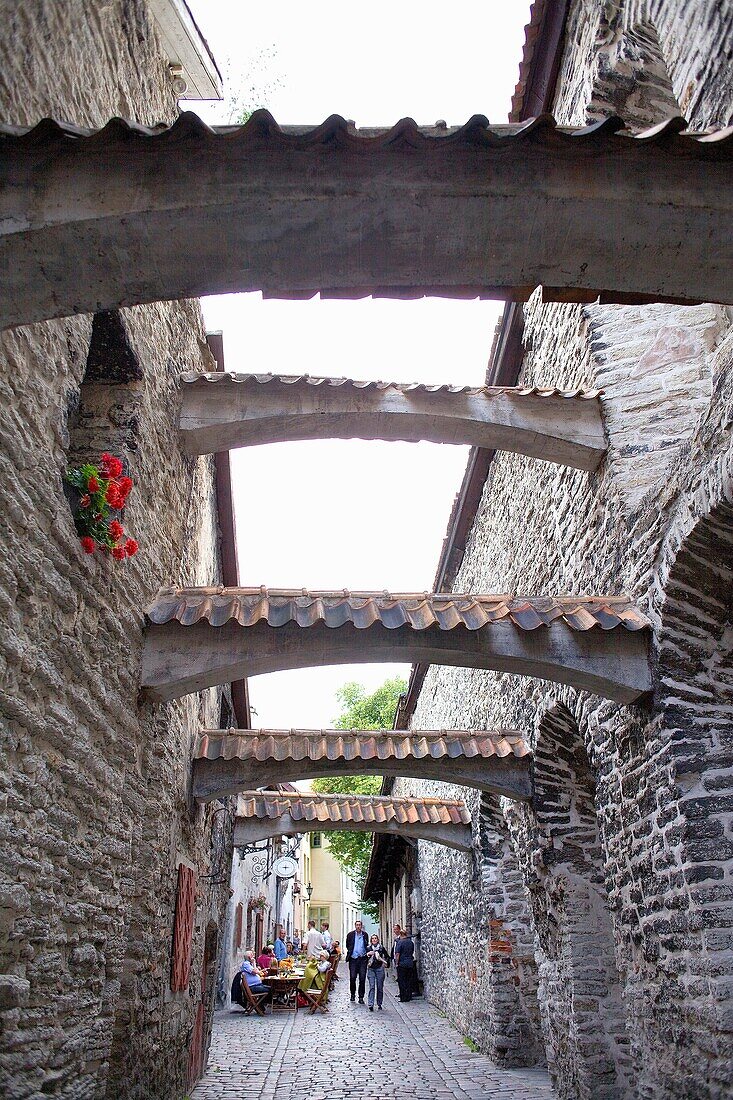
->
[366,933,390,1011]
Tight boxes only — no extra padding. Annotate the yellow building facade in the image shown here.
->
[295,832,368,946]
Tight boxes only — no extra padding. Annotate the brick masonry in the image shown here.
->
[0,3,234,1096]
[395,3,733,1098]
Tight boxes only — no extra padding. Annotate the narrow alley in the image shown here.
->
[192,976,556,1100]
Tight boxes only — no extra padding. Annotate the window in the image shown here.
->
[309,906,330,926]
[311,833,322,848]
[171,864,196,992]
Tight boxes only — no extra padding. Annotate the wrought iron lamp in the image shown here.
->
[305,882,313,900]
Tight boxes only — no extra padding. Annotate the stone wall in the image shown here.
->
[400,2,733,1097]
[0,3,233,1096]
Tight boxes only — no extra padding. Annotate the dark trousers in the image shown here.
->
[248,981,273,1005]
[349,956,368,1000]
[397,965,413,1002]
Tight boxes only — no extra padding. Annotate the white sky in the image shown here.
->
[185,0,532,728]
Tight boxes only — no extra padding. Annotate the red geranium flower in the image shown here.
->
[124,538,139,557]
[80,493,91,508]
[111,546,126,560]
[106,484,123,508]
[87,475,100,493]
[109,520,124,541]
[117,476,133,500]
[101,453,123,479]
[80,536,96,554]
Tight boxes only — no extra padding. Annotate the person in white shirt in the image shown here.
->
[320,921,333,951]
[304,919,325,958]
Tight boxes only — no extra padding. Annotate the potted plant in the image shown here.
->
[65,452,138,560]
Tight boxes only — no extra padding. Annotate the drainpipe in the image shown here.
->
[205,331,251,729]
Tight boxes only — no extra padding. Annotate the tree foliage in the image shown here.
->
[312,676,407,919]
[333,676,408,730]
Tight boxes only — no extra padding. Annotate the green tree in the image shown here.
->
[312,676,407,919]
[333,676,408,730]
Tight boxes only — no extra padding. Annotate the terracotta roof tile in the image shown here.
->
[195,729,529,764]
[147,588,650,632]
[2,112,731,157]
[235,791,471,827]
[511,0,559,122]
[180,372,602,401]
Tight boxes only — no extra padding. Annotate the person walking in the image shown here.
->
[395,929,415,1003]
[366,934,390,1011]
[345,919,369,1004]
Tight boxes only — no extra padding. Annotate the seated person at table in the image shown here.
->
[298,951,331,998]
[257,945,275,970]
[329,940,342,980]
[240,951,273,1007]
[286,941,295,957]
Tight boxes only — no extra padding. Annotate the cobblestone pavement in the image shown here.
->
[192,973,556,1100]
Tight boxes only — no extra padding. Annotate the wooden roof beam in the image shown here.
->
[233,792,473,853]
[1,113,731,329]
[140,589,652,706]
[192,728,533,803]
[179,374,607,472]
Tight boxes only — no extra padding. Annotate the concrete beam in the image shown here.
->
[142,617,652,706]
[179,374,607,472]
[1,113,731,329]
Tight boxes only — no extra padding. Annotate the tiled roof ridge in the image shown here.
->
[198,727,525,736]
[2,111,730,152]
[180,371,602,400]
[151,586,638,601]
[194,728,530,762]
[146,589,650,632]
[240,791,469,806]
[236,791,472,827]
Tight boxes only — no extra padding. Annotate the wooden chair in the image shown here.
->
[301,966,334,1015]
[240,976,269,1017]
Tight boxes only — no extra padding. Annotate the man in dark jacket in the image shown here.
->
[395,929,415,1002]
[345,920,370,1004]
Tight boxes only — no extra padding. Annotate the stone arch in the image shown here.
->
[475,795,545,1067]
[506,704,630,1100]
[578,15,725,511]
[586,17,681,129]
[651,499,733,1096]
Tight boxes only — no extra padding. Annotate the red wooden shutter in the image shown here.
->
[171,864,196,992]
[234,903,243,951]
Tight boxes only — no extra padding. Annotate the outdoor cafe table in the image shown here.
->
[263,972,303,1013]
